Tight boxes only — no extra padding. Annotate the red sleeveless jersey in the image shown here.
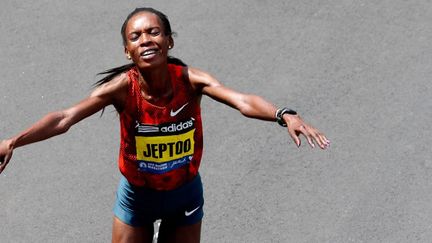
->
[118,64,203,190]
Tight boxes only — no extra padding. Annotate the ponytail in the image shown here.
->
[94,56,186,87]
[94,63,135,87]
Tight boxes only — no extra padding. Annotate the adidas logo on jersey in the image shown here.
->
[160,118,194,133]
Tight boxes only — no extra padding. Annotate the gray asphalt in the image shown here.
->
[1,1,431,242]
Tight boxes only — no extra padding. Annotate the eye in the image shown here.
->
[129,32,140,41]
[149,28,161,36]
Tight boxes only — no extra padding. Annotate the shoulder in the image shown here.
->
[91,72,129,98]
[186,67,222,92]
[90,72,130,111]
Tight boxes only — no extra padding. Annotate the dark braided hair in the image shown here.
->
[95,8,186,87]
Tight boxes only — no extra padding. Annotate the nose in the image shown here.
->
[139,33,152,46]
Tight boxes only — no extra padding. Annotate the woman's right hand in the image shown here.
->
[0,139,14,174]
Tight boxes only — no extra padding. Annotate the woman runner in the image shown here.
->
[0,7,330,243]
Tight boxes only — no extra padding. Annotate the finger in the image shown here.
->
[0,153,12,174]
[323,134,331,145]
[308,129,326,149]
[306,134,316,148]
[4,152,12,164]
[319,134,331,149]
[314,131,330,149]
[287,128,301,147]
[0,161,5,174]
[298,126,315,148]
[315,133,327,149]
[303,126,330,149]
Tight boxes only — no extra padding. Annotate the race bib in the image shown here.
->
[135,118,195,174]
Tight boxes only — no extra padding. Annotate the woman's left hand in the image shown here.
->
[283,114,330,149]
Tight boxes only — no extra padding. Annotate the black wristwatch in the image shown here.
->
[275,107,297,127]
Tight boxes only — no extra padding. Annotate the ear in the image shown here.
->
[168,36,174,49]
[124,47,131,60]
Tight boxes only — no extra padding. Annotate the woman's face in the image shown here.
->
[124,12,173,69]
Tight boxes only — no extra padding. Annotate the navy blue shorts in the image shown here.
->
[113,174,204,227]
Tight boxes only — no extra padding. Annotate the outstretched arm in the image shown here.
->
[0,73,129,173]
[188,67,330,149]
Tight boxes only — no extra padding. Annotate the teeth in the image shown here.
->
[142,49,157,56]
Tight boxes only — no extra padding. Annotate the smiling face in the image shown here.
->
[123,11,173,70]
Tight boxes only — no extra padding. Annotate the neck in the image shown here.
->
[138,63,172,104]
